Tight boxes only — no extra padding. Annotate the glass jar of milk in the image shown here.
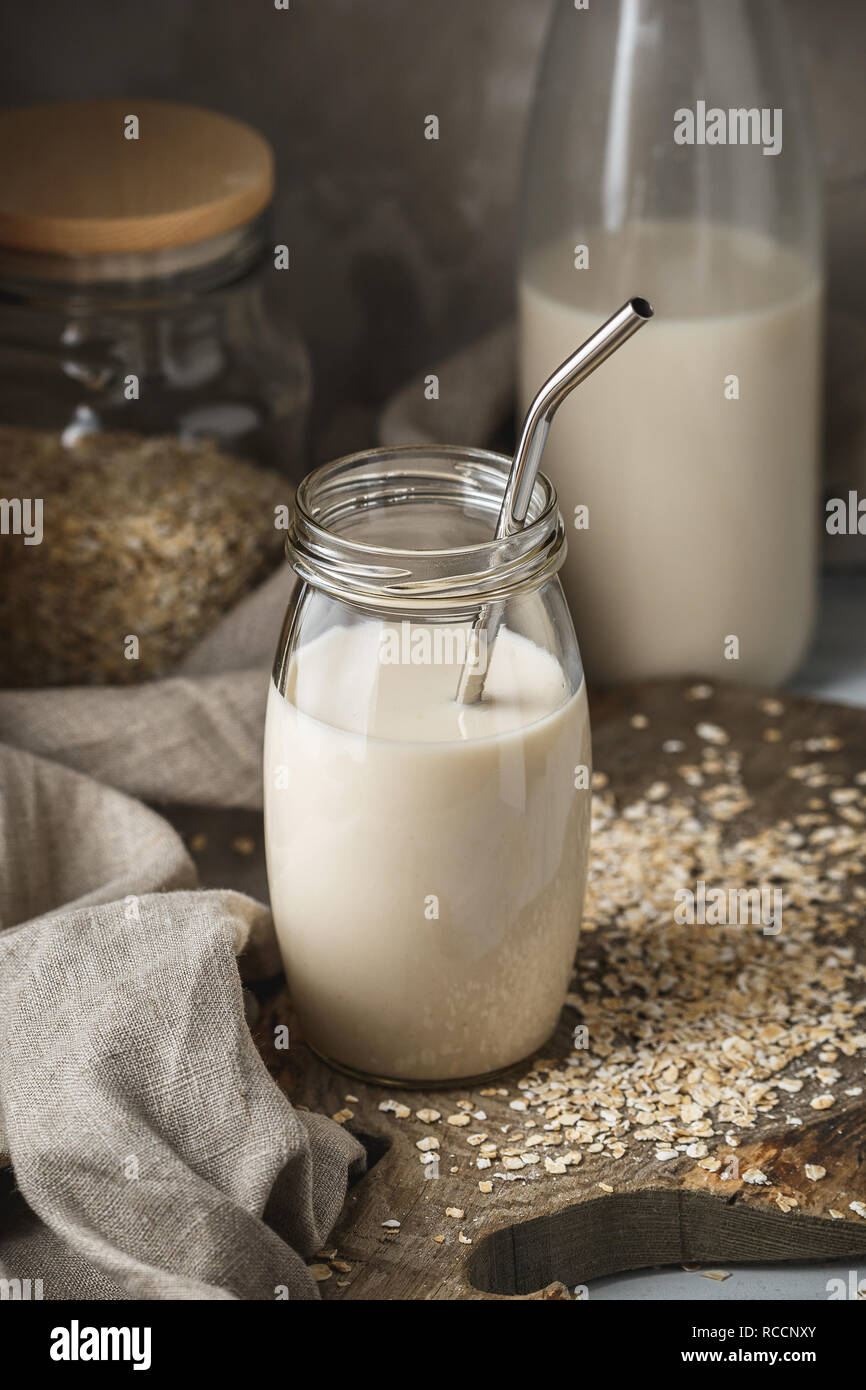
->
[519,0,823,685]
[264,446,591,1085]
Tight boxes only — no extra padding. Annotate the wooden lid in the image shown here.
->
[0,100,274,255]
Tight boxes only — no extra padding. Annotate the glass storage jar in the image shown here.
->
[263,445,592,1086]
[0,100,310,688]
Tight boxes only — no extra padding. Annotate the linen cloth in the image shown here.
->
[0,566,295,812]
[0,742,364,1300]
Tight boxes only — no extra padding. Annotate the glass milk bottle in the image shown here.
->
[264,446,591,1086]
[519,0,823,685]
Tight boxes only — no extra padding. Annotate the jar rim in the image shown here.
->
[0,218,267,301]
[286,444,567,611]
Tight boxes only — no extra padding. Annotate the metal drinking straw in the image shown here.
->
[455,296,654,704]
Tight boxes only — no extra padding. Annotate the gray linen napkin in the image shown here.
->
[0,742,364,1300]
[0,566,295,812]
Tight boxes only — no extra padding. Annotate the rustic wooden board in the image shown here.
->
[253,678,866,1299]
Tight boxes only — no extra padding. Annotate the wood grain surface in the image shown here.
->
[0,100,273,254]
[253,678,866,1299]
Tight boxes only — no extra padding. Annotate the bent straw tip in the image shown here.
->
[629,296,654,320]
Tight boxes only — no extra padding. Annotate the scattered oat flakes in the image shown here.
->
[479,1180,493,1193]
[742,1167,770,1185]
[231,835,255,856]
[378,1100,411,1119]
[695,722,729,745]
[850,1201,866,1220]
[499,744,866,1190]
[309,1264,332,1281]
[816,1066,841,1085]
[630,714,649,729]
[447,1113,470,1127]
[598,1182,614,1192]
[416,1136,439,1152]
[830,788,859,805]
[646,781,670,801]
[458,1231,472,1244]
[701,1270,731,1282]
[445,1207,464,1219]
[760,698,785,716]
[810,1095,835,1110]
[331,1109,353,1124]
[381,1219,401,1230]
[679,765,705,787]
[804,1165,826,1181]
[416,1108,440,1123]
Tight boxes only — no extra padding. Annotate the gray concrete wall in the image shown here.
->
[2,0,863,453]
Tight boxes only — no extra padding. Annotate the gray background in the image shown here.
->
[3,0,865,455]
